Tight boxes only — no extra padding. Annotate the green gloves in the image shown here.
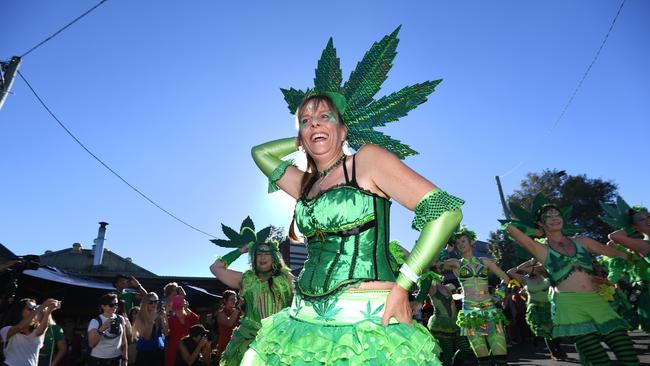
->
[251,137,298,193]
[396,189,464,291]
[218,248,244,267]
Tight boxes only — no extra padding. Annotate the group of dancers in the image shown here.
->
[207,27,648,366]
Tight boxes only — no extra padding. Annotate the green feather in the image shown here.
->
[280,88,306,114]
[314,38,342,93]
[342,26,401,111]
[345,80,441,128]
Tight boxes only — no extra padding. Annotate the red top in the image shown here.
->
[216,308,240,356]
[165,310,199,366]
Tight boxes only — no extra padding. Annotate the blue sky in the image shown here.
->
[1,1,648,276]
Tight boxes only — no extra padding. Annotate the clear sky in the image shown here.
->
[1,1,648,277]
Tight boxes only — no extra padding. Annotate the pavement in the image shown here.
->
[507,330,650,365]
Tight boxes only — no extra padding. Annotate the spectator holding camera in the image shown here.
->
[175,324,211,366]
[132,292,168,366]
[113,275,147,314]
[165,286,198,366]
[87,293,128,366]
[215,290,240,359]
[1,297,60,366]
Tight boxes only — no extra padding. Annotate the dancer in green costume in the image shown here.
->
[507,259,566,361]
[209,217,293,366]
[601,197,650,333]
[244,27,464,365]
[441,227,510,366]
[426,283,473,366]
[504,200,640,366]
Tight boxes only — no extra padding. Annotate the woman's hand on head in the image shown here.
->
[381,284,413,327]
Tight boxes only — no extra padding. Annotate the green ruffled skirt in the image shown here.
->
[551,291,630,338]
[525,300,553,338]
[241,290,442,366]
[456,298,506,336]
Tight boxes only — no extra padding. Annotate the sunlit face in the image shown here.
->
[454,235,473,254]
[631,211,650,236]
[540,208,563,232]
[255,251,273,273]
[22,301,37,319]
[298,99,347,158]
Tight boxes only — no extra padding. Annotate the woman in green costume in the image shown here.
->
[441,227,510,366]
[507,259,566,361]
[426,282,473,366]
[505,204,640,365]
[605,202,650,332]
[209,217,293,366]
[243,27,464,366]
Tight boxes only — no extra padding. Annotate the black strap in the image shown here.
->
[307,219,375,239]
[342,155,350,184]
[350,154,358,187]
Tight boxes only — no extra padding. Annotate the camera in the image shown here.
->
[109,318,121,334]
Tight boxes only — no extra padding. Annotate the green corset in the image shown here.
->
[525,277,549,303]
[295,186,395,300]
[544,238,594,287]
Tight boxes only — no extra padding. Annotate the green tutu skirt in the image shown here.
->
[241,290,442,366]
[456,298,506,337]
[551,291,630,338]
[525,300,553,338]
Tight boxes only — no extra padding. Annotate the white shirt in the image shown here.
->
[87,314,124,359]
[0,325,45,366]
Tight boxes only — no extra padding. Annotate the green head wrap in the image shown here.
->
[452,225,477,243]
[499,192,584,237]
[281,26,442,159]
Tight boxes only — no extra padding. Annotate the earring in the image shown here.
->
[342,140,350,151]
[298,145,305,153]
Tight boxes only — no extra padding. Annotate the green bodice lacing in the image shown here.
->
[295,186,395,300]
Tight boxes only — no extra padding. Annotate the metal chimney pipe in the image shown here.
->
[93,222,109,266]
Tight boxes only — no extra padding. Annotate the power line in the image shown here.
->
[17,70,217,238]
[21,0,110,58]
[499,0,627,178]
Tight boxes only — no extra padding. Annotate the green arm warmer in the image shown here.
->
[397,189,464,291]
[218,248,244,267]
[251,137,298,193]
[251,137,297,177]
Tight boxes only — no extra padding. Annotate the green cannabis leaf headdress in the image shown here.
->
[600,195,648,235]
[499,193,583,237]
[452,225,477,242]
[281,26,441,159]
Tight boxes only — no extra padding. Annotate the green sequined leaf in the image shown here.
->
[221,224,242,243]
[240,216,256,233]
[531,193,549,217]
[280,88,306,114]
[509,202,535,226]
[616,195,631,215]
[209,238,241,248]
[347,128,416,159]
[342,26,401,111]
[345,80,441,130]
[314,38,342,93]
[256,226,272,243]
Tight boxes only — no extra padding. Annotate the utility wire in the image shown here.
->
[18,70,217,238]
[499,0,626,178]
[21,0,110,58]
